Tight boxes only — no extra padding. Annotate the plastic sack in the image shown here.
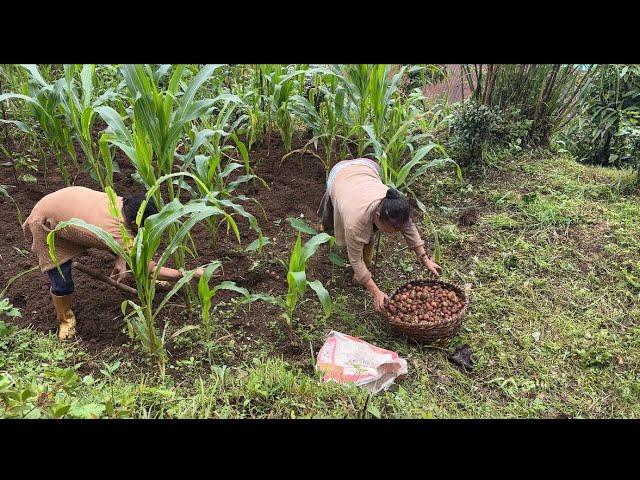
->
[316,331,408,394]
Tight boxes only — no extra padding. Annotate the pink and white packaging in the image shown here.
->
[316,331,408,394]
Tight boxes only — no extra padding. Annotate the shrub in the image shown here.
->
[561,64,640,177]
[447,101,502,165]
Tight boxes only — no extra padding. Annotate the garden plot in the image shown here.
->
[0,134,393,362]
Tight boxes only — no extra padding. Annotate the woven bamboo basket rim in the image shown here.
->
[381,279,469,341]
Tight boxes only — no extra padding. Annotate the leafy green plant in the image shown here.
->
[0,64,78,185]
[197,262,250,344]
[58,64,119,188]
[0,298,21,319]
[331,64,410,156]
[462,64,596,145]
[287,71,350,174]
[261,65,308,152]
[99,64,223,200]
[0,367,84,419]
[0,184,23,224]
[362,120,459,211]
[247,220,334,329]
[447,100,502,165]
[562,64,640,179]
[174,100,265,251]
[95,65,226,304]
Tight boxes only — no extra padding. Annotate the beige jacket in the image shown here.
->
[22,186,126,272]
[330,163,424,285]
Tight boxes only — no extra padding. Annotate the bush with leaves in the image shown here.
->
[446,100,503,165]
[461,64,595,146]
[561,64,640,177]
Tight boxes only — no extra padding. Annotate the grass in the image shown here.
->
[2,151,639,418]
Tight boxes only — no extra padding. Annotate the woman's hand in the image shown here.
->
[363,278,389,313]
[421,254,442,277]
[372,288,390,313]
[110,257,130,284]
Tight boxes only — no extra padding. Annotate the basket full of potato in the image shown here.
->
[381,279,469,346]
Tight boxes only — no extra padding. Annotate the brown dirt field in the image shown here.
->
[0,134,358,364]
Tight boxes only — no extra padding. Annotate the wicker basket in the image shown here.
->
[381,279,469,346]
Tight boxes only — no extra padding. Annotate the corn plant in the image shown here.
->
[57,64,120,189]
[174,98,265,250]
[247,221,333,329]
[0,184,23,224]
[287,71,351,175]
[365,126,462,204]
[0,64,77,185]
[331,64,410,156]
[46,176,239,376]
[197,262,250,344]
[95,65,224,304]
[234,67,269,151]
[110,64,224,201]
[262,64,308,152]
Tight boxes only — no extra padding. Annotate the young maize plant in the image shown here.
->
[0,184,23,224]
[0,64,78,185]
[95,64,225,306]
[261,64,310,152]
[173,97,265,251]
[234,66,269,152]
[58,64,120,189]
[330,64,410,157]
[0,65,27,140]
[197,262,250,345]
[286,69,352,176]
[99,64,224,201]
[46,178,240,376]
[247,220,334,330]
[362,121,460,211]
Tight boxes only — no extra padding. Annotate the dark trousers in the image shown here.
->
[318,191,334,235]
[47,260,74,295]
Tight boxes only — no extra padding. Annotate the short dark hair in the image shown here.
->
[379,187,411,229]
[122,193,158,226]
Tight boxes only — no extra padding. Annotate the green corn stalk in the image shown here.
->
[246,221,334,330]
[331,64,409,156]
[96,65,224,307]
[287,69,349,175]
[362,122,460,195]
[58,64,120,189]
[174,99,265,251]
[0,64,78,185]
[0,184,23,224]
[115,64,224,198]
[262,65,308,152]
[197,262,250,344]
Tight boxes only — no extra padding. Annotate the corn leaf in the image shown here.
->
[307,279,332,318]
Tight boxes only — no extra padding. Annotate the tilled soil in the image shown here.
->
[0,134,355,361]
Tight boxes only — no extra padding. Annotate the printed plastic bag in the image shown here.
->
[316,331,408,394]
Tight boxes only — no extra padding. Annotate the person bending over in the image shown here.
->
[22,186,204,340]
[318,158,442,312]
